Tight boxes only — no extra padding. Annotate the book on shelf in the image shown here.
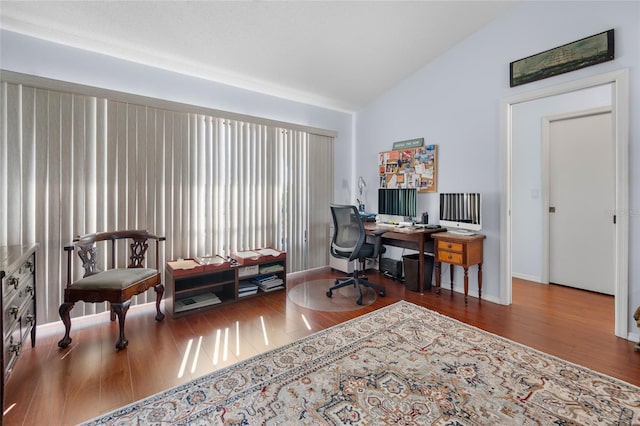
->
[252,274,284,291]
[259,263,285,273]
[238,288,259,297]
[239,281,259,294]
[252,273,276,283]
[175,292,221,312]
[259,284,284,292]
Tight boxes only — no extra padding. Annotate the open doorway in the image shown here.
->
[500,69,630,339]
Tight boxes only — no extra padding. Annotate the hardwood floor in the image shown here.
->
[4,270,639,425]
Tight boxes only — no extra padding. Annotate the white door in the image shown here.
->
[547,109,614,294]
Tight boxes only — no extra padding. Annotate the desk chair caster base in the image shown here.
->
[326,287,385,305]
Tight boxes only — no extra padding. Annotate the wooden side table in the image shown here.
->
[433,232,486,303]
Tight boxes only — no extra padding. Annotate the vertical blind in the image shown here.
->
[0,81,334,325]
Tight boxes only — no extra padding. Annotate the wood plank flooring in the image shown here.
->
[4,270,639,425]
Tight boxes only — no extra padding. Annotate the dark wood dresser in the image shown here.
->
[1,244,38,410]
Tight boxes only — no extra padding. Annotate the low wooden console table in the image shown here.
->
[165,249,287,317]
[433,232,486,303]
[364,223,445,293]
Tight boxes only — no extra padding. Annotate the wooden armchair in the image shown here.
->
[58,230,165,350]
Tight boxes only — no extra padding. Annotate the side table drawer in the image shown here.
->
[438,251,463,265]
[437,240,463,253]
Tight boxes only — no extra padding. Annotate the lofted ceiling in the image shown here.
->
[0,1,515,112]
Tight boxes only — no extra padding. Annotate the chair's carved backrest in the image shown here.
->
[77,241,100,277]
[128,236,149,268]
[66,230,164,283]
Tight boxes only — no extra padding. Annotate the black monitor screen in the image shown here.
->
[378,188,417,217]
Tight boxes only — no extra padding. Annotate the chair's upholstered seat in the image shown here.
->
[72,268,157,290]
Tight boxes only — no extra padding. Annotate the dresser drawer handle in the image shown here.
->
[9,305,19,319]
[26,284,34,296]
[9,342,22,356]
[25,260,34,273]
[25,314,35,326]
[8,277,19,290]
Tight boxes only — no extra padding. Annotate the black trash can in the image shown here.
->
[402,253,434,292]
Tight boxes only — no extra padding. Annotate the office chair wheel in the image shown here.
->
[379,290,386,297]
[326,290,333,298]
[356,297,363,306]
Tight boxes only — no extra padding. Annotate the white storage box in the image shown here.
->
[238,265,259,278]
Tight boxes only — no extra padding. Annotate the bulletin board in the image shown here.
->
[378,145,437,193]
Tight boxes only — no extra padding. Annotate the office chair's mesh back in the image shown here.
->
[330,204,365,261]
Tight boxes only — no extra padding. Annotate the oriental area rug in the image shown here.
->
[85,301,640,425]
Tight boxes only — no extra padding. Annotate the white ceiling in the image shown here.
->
[0,1,515,112]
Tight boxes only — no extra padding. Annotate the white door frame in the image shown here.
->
[500,69,629,338]
[541,107,613,286]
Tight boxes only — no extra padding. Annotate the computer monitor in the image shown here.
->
[378,188,417,219]
[439,193,481,234]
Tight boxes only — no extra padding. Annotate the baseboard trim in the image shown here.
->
[512,272,543,283]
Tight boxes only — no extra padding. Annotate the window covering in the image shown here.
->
[0,81,334,324]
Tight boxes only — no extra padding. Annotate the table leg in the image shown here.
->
[478,263,483,300]
[463,267,469,304]
[435,260,441,294]
[418,234,425,293]
[449,264,454,291]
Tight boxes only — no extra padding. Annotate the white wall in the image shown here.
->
[0,30,354,206]
[512,85,611,282]
[355,0,640,327]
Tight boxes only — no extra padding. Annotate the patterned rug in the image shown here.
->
[85,301,640,425]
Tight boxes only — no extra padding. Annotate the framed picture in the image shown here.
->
[510,29,614,87]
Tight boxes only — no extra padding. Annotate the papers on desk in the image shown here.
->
[193,255,227,265]
[376,222,401,229]
[234,250,261,259]
[232,248,286,265]
[167,259,201,270]
[256,248,281,257]
[235,248,282,258]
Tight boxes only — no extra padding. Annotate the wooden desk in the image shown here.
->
[364,223,444,293]
[432,232,486,303]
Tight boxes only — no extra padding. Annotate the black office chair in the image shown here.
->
[327,204,387,305]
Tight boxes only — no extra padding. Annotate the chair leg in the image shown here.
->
[154,284,165,321]
[57,302,75,348]
[327,270,366,304]
[111,301,131,350]
[326,268,385,306]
